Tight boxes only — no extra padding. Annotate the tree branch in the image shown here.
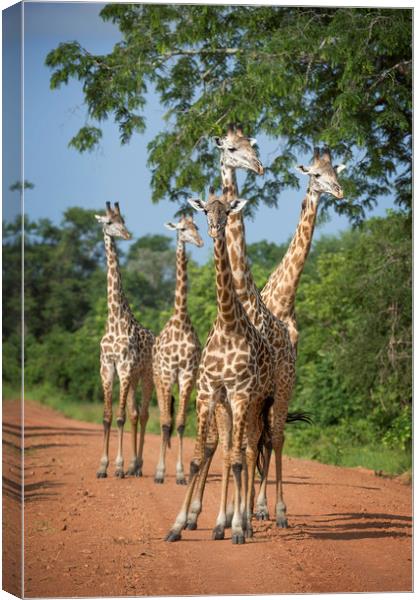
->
[370,60,412,90]
[162,47,240,59]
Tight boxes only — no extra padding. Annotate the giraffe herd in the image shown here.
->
[94,126,346,545]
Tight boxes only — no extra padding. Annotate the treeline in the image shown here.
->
[3,207,412,464]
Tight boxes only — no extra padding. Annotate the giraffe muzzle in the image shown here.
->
[249,161,264,176]
[208,226,221,239]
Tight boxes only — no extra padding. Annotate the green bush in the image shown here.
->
[3,208,411,473]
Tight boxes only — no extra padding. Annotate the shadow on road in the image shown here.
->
[286,511,412,541]
[3,476,63,503]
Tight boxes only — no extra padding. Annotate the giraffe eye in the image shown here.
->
[228,147,237,152]
[313,173,321,179]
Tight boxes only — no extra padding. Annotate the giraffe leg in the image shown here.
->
[114,376,130,478]
[97,362,114,478]
[255,446,272,520]
[212,405,232,540]
[271,378,294,528]
[255,402,274,520]
[225,502,234,529]
[125,382,141,477]
[244,444,258,539]
[165,392,211,542]
[273,430,287,528]
[185,414,219,530]
[230,396,248,545]
[137,371,153,476]
[175,373,195,485]
[155,379,174,484]
[244,407,266,538]
[241,449,248,529]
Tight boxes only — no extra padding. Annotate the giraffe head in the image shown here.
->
[164,215,204,247]
[214,124,264,175]
[95,202,131,239]
[188,187,248,239]
[296,147,346,199]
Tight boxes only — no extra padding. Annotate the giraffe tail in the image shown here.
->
[256,395,275,478]
[286,411,313,425]
[167,395,175,449]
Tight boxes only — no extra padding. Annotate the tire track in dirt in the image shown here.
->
[3,400,412,597]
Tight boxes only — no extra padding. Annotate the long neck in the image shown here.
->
[174,239,188,317]
[221,163,259,307]
[261,189,321,319]
[213,231,244,330]
[104,234,128,318]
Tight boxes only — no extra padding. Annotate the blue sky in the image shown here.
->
[4,1,396,263]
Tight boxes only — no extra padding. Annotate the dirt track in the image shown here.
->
[3,400,412,597]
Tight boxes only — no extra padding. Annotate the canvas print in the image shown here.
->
[3,2,412,597]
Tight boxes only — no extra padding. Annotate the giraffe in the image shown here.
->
[261,146,346,349]
[185,125,296,531]
[165,189,275,544]
[95,202,155,479]
[153,215,204,485]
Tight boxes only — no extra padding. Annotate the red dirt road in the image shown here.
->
[3,400,412,597]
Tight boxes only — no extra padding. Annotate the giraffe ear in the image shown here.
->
[188,198,207,212]
[296,164,311,175]
[213,136,224,148]
[164,222,178,231]
[227,197,248,214]
[95,215,109,224]
[296,164,319,176]
[335,164,346,174]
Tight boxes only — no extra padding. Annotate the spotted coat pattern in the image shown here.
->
[186,126,296,531]
[152,217,203,484]
[166,192,277,544]
[261,147,345,350]
[96,203,155,479]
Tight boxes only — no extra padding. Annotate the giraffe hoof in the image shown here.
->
[185,521,197,530]
[115,470,125,479]
[125,466,141,477]
[231,533,245,545]
[245,526,254,539]
[176,477,187,485]
[212,526,225,540]
[165,530,181,543]
[154,476,164,484]
[96,471,107,479]
[276,516,288,529]
[255,509,269,521]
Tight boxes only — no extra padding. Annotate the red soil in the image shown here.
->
[3,400,412,597]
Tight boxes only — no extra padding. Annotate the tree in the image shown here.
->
[46,6,411,221]
[21,208,105,337]
[294,210,412,449]
[123,234,177,332]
